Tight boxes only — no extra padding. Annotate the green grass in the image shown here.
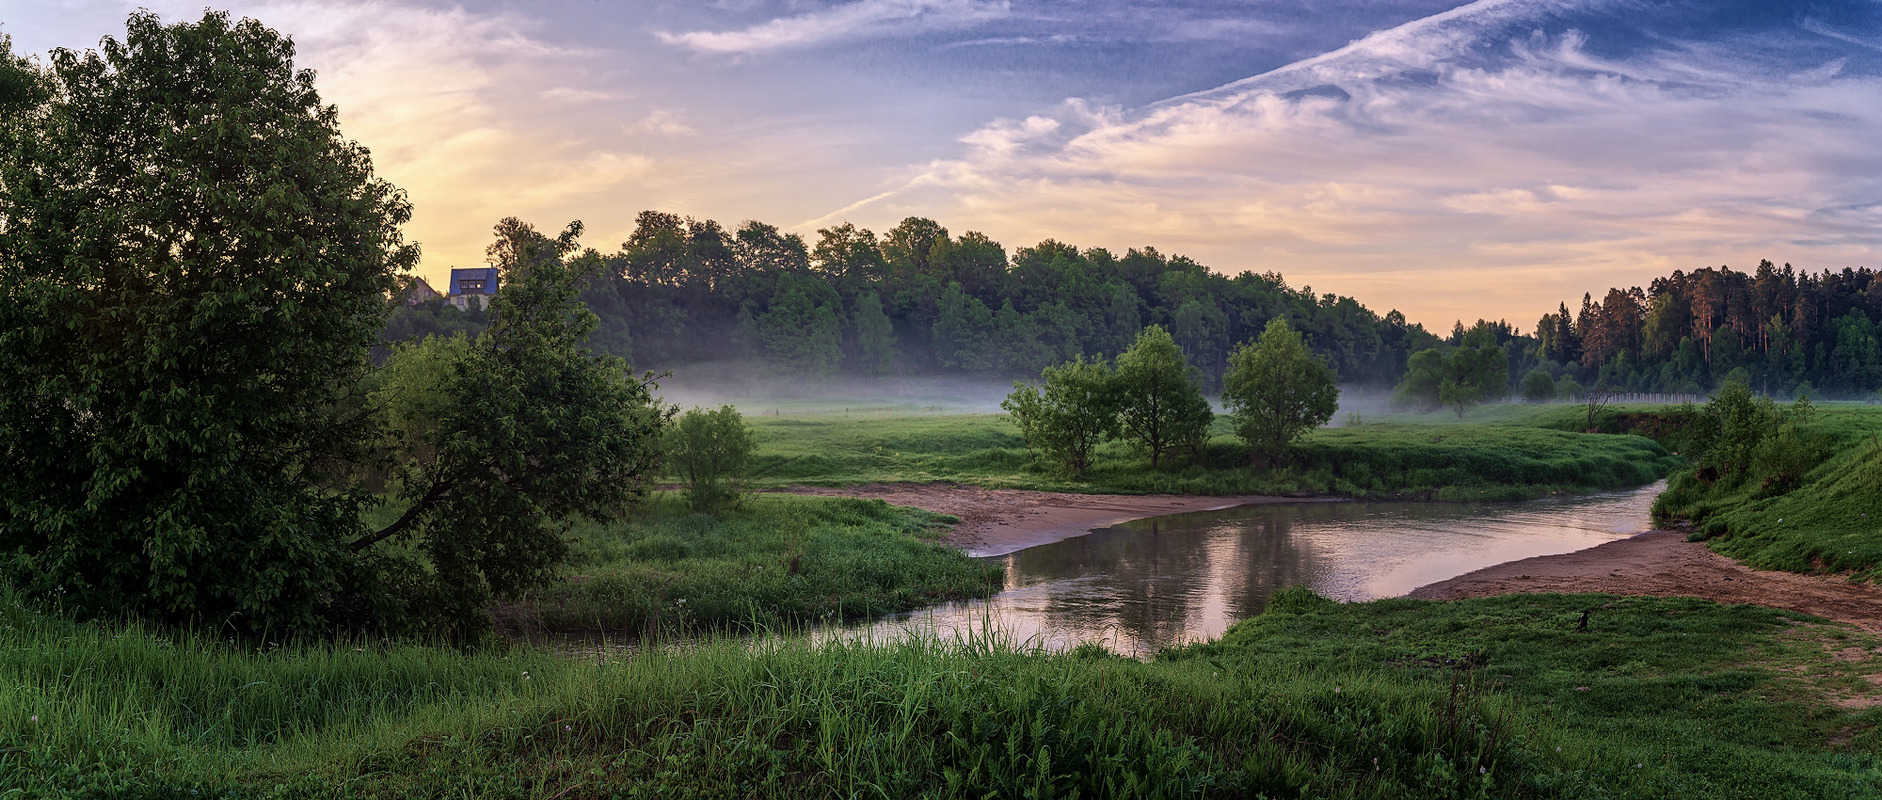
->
[521,493,1002,634]
[1650,403,1882,582]
[4,589,1877,798]
[744,409,1681,499]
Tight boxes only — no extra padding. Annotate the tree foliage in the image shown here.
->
[1393,343,1509,417]
[1001,356,1120,475]
[359,218,671,637]
[1115,326,1213,468]
[667,405,756,511]
[0,12,414,634]
[1519,369,1556,403]
[0,15,669,639]
[1222,318,1339,464]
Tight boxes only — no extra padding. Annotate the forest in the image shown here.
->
[390,211,1437,390]
[390,214,1882,402]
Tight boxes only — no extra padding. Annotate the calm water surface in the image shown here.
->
[834,482,1664,657]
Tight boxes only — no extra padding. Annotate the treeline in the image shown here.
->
[390,212,1439,388]
[1531,260,1882,398]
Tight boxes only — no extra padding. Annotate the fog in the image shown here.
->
[652,363,1417,427]
[653,361,1018,416]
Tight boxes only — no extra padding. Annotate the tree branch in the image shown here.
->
[351,474,455,553]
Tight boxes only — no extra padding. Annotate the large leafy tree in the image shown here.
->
[0,12,415,633]
[0,15,669,639]
[360,219,671,636]
[1114,326,1213,468]
[1222,318,1338,465]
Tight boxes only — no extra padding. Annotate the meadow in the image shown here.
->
[743,405,1683,500]
[5,587,1878,798]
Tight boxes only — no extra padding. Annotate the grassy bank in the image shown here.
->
[518,493,1002,635]
[4,590,1877,798]
[744,409,1681,499]
[1651,403,1882,583]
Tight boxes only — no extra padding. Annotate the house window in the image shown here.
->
[460,279,486,293]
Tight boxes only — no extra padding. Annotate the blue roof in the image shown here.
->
[448,267,499,296]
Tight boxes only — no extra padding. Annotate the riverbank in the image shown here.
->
[1409,529,1882,632]
[771,483,1334,556]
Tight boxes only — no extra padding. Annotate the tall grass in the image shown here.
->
[522,493,1002,634]
[5,588,1877,798]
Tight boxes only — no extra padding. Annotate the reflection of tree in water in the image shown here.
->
[1007,505,1328,652]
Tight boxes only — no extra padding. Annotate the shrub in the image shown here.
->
[667,405,756,510]
[1001,356,1120,475]
[1520,369,1556,403]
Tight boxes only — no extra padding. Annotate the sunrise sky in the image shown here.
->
[8,0,1881,330]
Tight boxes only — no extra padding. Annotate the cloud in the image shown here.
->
[832,0,1882,327]
[658,0,1011,55]
[628,109,697,137]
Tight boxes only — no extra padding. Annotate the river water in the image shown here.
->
[832,482,1664,658]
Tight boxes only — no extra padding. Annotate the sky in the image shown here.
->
[5,0,1881,330]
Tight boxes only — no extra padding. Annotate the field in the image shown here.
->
[5,589,1878,798]
[743,405,1681,500]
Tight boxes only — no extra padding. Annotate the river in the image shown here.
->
[831,481,1664,658]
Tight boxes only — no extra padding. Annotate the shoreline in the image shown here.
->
[774,482,1882,633]
[1408,529,1882,632]
[769,483,1336,556]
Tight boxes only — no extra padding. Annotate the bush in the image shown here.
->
[1519,369,1556,403]
[667,405,756,510]
[1001,356,1120,475]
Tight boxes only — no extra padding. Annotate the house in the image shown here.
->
[394,276,442,305]
[447,267,499,310]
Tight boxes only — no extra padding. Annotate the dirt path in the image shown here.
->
[771,483,1333,556]
[1409,530,1882,632]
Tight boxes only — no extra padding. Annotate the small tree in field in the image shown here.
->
[1520,369,1556,403]
[1222,318,1339,465]
[1115,326,1213,468]
[1002,356,1119,475]
[668,405,756,510]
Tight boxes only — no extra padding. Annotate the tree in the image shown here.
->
[852,290,896,376]
[1115,326,1213,468]
[667,406,755,511]
[757,287,844,376]
[1520,369,1556,403]
[1001,357,1119,474]
[1221,318,1339,465]
[361,219,671,637]
[0,12,416,635]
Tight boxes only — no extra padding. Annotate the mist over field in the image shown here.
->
[654,362,1017,415]
[655,362,1402,426]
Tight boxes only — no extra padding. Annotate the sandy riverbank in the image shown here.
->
[1409,529,1882,632]
[773,483,1335,556]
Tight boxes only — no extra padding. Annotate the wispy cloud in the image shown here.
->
[833,0,1882,326]
[658,0,1011,55]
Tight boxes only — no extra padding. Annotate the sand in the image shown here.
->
[772,483,1333,556]
[1408,529,1882,632]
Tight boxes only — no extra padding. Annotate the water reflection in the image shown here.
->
[836,482,1662,658]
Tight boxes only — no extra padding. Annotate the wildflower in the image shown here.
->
[1334,686,1341,693]
[522,671,531,681]
[30,715,36,723]
[1480,766,1487,775]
